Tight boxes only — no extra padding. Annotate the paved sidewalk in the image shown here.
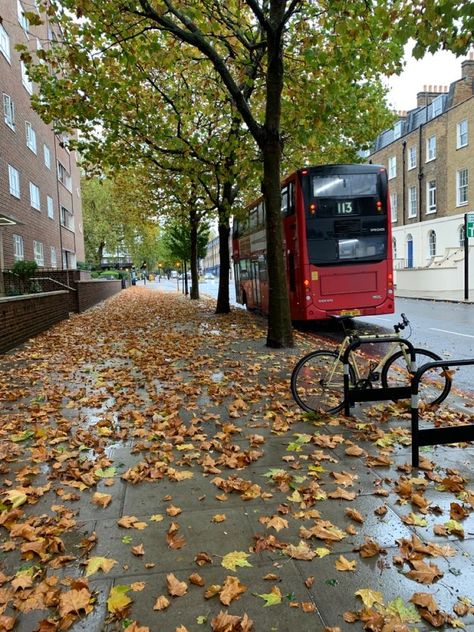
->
[0,287,473,632]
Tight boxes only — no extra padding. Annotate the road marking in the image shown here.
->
[430,327,474,339]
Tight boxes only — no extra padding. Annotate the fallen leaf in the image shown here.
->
[166,573,188,597]
[219,576,247,605]
[256,585,282,607]
[153,595,170,610]
[335,555,357,571]
[85,556,117,576]
[221,551,252,571]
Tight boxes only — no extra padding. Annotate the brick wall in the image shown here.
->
[0,291,69,354]
[76,279,122,313]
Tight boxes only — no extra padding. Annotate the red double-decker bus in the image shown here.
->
[232,164,395,321]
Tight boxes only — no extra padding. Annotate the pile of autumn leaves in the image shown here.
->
[0,289,473,631]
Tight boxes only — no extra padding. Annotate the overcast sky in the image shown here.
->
[385,44,463,112]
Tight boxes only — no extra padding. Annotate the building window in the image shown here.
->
[13,234,24,261]
[457,120,468,149]
[47,195,54,219]
[456,169,468,206]
[0,24,11,62]
[408,186,417,218]
[20,61,33,94]
[57,161,72,191]
[393,121,403,140]
[33,240,44,266]
[50,246,57,268]
[392,237,397,259]
[426,180,437,214]
[390,192,398,222]
[388,156,396,179]
[8,165,20,198]
[408,146,416,170]
[60,205,74,231]
[3,94,15,129]
[29,182,40,210]
[25,121,37,154]
[459,225,465,247]
[44,144,51,169]
[428,230,437,258]
[17,1,30,34]
[426,136,436,161]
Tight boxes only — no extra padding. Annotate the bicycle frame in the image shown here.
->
[334,333,412,384]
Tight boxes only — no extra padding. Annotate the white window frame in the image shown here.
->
[390,192,398,223]
[426,180,437,214]
[33,240,44,266]
[388,156,397,179]
[20,61,33,94]
[459,225,465,247]
[50,246,57,268]
[13,234,24,261]
[456,169,468,206]
[29,182,40,210]
[457,120,468,149]
[392,237,397,259]
[8,165,20,198]
[0,24,11,62]
[43,144,51,169]
[57,161,72,191]
[408,186,417,218]
[428,230,437,258]
[17,0,30,35]
[25,121,37,154]
[393,121,402,140]
[426,135,436,162]
[60,205,74,231]
[3,93,15,130]
[47,195,54,219]
[408,146,416,170]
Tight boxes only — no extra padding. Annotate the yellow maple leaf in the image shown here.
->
[85,556,117,577]
[355,588,384,609]
[107,585,132,613]
[335,555,357,572]
[221,551,253,571]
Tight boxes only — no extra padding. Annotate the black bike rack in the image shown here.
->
[343,336,417,416]
[411,359,474,467]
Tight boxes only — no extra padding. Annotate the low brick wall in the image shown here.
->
[0,291,69,354]
[76,279,122,313]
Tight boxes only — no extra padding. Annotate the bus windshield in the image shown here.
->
[306,171,387,265]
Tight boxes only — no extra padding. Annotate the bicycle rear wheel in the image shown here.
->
[291,350,354,414]
[381,347,452,406]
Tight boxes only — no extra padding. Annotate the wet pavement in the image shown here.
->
[0,286,473,632]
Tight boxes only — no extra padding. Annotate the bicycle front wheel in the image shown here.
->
[291,350,353,414]
[381,348,452,406]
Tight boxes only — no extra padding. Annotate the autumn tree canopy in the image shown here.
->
[23,0,473,346]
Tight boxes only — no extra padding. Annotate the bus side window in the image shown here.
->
[287,182,295,215]
[281,187,288,216]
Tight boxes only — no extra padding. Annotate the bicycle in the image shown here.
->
[291,313,452,414]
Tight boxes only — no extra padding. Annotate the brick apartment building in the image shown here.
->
[367,55,473,295]
[0,0,84,275]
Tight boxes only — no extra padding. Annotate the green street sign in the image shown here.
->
[467,213,474,238]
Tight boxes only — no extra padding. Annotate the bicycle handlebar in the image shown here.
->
[393,313,409,333]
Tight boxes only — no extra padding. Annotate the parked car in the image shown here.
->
[203,273,215,280]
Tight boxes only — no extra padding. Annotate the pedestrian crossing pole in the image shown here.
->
[465,212,474,301]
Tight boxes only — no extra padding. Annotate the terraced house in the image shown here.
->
[0,0,84,281]
[368,55,474,297]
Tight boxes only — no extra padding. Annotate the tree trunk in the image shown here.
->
[215,204,231,314]
[261,2,293,348]
[189,208,200,300]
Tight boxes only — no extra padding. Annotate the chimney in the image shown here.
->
[461,54,474,80]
